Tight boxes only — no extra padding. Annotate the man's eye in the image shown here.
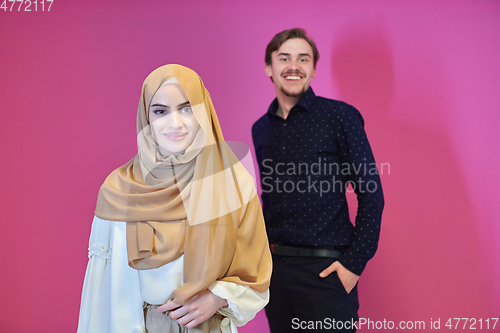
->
[280,58,288,62]
[180,106,192,113]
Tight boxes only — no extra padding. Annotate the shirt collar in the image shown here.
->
[267,87,316,117]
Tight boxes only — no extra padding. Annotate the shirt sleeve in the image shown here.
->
[77,216,145,333]
[209,280,269,327]
[336,105,385,275]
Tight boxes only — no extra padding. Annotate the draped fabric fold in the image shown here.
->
[94,64,272,304]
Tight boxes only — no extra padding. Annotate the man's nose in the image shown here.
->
[289,59,300,70]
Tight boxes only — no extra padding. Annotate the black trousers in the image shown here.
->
[265,254,359,333]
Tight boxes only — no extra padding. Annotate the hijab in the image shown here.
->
[94,64,271,304]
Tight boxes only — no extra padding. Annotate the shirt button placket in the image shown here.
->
[280,120,287,216]
[281,121,287,153]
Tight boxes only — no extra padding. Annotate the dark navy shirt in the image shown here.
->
[251,87,384,275]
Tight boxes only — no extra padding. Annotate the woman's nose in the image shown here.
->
[167,111,183,128]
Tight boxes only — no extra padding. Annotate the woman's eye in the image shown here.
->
[153,109,165,115]
[180,106,192,113]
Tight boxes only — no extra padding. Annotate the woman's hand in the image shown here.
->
[157,289,228,328]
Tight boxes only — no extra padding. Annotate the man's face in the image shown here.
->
[265,38,316,98]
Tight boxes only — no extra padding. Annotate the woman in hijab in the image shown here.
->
[77,64,272,333]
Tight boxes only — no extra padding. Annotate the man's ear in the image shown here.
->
[265,64,274,82]
[265,63,272,77]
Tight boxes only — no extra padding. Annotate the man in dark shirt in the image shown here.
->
[252,28,384,332]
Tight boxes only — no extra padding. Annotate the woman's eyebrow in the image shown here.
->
[151,103,169,108]
[177,101,190,108]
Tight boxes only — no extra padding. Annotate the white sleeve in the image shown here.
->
[209,280,269,329]
[77,216,145,333]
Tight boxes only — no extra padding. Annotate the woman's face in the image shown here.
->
[149,84,200,153]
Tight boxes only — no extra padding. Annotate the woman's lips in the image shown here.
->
[164,132,187,141]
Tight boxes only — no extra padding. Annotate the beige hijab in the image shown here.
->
[95,64,271,304]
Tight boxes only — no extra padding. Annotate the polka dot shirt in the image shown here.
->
[251,87,384,275]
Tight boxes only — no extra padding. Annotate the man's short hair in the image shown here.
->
[265,28,320,68]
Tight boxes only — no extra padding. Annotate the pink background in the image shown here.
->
[1,0,499,332]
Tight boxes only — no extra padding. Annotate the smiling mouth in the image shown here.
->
[283,74,303,81]
[164,133,187,141]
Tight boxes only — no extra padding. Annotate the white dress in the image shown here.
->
[77,216,269,333]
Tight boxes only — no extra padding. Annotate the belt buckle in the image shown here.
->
[271,244,281,255]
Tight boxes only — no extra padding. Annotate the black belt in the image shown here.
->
[271,244,342,259]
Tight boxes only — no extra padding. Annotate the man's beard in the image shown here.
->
[280,84,306,98]
[279,70,307,98]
